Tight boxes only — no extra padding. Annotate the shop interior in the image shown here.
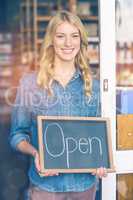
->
[0,0,133,199]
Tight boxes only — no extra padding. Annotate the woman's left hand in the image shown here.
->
[92,167,108,179]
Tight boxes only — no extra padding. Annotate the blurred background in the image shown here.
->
[0,0,100,199]
[116,2,133,199]
[0,1,29,199]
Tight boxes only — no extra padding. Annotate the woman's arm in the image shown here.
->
[17,140,59,176]
[10,74,58,176]
[16,140,37,157]
[16,140,41,172]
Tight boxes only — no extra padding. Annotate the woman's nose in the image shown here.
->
[64,37,72,46]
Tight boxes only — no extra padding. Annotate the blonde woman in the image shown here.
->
[10,10,107,200]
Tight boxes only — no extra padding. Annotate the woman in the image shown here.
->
[10,10,107,200]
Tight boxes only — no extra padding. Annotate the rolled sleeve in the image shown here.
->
[10,133,30,150]
[9,75,32,150]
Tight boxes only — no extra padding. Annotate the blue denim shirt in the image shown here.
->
[9,69,100,192]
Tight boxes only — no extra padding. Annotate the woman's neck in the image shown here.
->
[53,58,76,88]
[54,57,76,76]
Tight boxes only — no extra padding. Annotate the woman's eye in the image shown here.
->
[56,35,64,38]
[72,34,79,38]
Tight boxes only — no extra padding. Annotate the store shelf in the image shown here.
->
[116,86,133,90]
[88,37,99,43]
[21,2,50,7]
[78,15,98,21]
[0,67,13,77]
[37,16,52,21]
[21,28,46,32]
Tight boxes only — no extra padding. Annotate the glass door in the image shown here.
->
[116,0,133,199]
[100,0,116,199]
[100,0,133,199]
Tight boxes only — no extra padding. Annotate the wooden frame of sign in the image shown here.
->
[37,116,115,175]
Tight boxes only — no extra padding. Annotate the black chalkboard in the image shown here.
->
[37,116,114,174]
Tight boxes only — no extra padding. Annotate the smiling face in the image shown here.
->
[53,21,81,63]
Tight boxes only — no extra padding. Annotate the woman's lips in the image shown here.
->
[61,48,74,54]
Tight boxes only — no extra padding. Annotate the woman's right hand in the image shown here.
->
[34,151,59,176]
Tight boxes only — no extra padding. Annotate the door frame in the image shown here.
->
[99,0,133,199]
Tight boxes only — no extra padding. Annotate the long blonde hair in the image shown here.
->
[37,10,92,96]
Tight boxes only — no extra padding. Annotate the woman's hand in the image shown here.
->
[42,170,59,177]
[33,151,59,176]
[33,150,41,172]
[92,167,107,179]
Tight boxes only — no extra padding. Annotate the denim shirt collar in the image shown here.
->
[52,67,82,88]
[70,67,82,82]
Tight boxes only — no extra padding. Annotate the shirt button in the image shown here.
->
[61,91,71,104]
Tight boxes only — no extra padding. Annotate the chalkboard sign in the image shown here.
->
[37,116,114,174]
